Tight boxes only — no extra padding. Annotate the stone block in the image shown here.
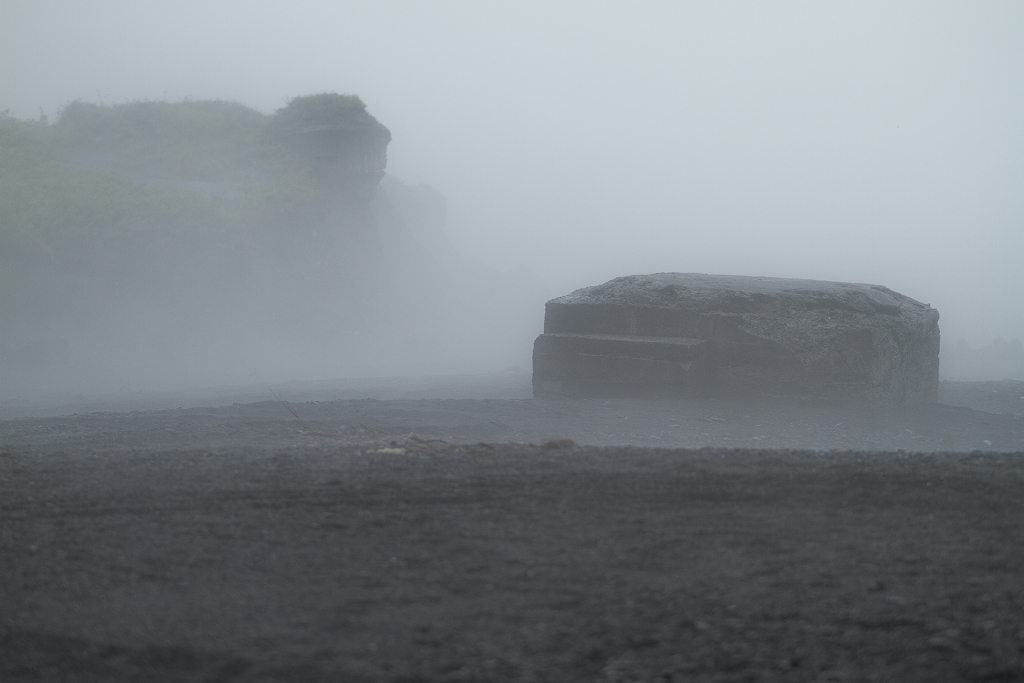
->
[532,273,940,407]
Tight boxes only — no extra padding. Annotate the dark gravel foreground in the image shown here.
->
[2,382,1024,682]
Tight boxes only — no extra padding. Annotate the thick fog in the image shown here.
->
[1,1,1022,397]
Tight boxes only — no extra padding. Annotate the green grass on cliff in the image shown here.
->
[0,94,493,399]
[0,97,360,332]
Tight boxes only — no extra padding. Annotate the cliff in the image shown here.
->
[1,94,531,396]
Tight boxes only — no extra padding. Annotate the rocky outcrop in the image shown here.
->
[274,94,391,200]
[533,273,940,407]
[270,94,394,262]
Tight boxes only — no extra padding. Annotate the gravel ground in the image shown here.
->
[2,379,1023,682]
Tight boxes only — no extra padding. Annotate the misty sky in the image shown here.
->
[2,1,1022,347]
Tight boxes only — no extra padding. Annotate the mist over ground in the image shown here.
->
[1,1,1022,398]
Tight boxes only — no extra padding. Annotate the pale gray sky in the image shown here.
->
[2,0,1022,347]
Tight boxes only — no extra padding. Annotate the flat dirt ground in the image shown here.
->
[2,378,1024,682]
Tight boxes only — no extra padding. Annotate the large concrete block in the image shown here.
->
[532,273,940,407]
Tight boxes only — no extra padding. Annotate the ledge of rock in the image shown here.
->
[532,273,940,407]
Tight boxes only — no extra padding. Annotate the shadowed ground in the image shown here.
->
[2,377,1023,682]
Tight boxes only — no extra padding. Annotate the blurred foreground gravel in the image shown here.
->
[2,379,1023,682]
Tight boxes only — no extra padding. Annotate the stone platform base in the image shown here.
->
[532,273,940,408]
[532,333,713,397]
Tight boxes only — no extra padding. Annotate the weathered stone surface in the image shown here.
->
[533,273,940,407]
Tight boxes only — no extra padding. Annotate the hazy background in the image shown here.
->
[2,0,1022,395]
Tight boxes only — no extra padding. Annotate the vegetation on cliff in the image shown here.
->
[0,96,394,391]
[1,99,320,323]
[272,93,386,135]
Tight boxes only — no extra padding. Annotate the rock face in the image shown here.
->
[533,273,940,407]
[275,93,392,200]
[272,93,393,260]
